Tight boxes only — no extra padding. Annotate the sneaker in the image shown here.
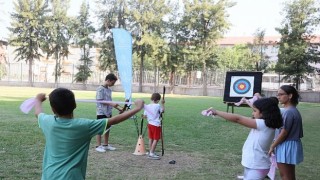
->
[236,175,244,179]
[103,144,116,151]
[148,153,160,160]
[95,145,106,153]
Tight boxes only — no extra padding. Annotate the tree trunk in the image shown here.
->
[187,71,191,87]
[138,47,144,93]
[28,59,34,87]
[202,63,207,96]
[153,62,157,92]
[169,70,175,94]
[295,77,300,91]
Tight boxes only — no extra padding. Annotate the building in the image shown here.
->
[217,36,320,90]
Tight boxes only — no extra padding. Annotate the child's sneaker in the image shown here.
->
[236,175,244,179]
[95,145,106,153]
[103,144,116,151]
[148,153,160,160]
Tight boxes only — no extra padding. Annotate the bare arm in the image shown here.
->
[208,109,257,129]
[34,93,46,118]
[268,128,288,155]
[107,99,144,126]
[98,100,123,112]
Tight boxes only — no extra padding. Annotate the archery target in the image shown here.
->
[230,76,254,97]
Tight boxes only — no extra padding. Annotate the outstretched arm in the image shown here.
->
[34,93,46,118]
[107,99,144,126]
[208,108,257,129]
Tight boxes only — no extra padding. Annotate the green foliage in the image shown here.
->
[97,40,117,71]
[74,64,93,82]
[94,0,129,72]
[41,0,72,84]
[128,0,170,91]
[216,44,257,72]
[73,1,95,84]
[275,0,320,90]
[179,0,235,95]
[250,28,270,71]
[9,0,49,85]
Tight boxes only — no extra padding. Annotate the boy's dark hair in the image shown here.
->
[151,93,161,101]
[253,97,283,129]
[280,85,300,106]
[105,73,118,81]
[49,88,76,116]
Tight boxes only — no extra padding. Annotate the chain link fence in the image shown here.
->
[0,62,228,87]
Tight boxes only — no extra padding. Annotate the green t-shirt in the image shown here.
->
[38,113,107,180]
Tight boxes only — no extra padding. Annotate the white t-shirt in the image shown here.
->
[241,119,275,169]
[143,103,162,127]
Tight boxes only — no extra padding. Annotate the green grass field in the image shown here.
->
[0,86,319,179]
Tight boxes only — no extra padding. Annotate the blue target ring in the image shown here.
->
[233,79,251,94]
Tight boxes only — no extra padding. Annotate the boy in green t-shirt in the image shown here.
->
[34,88,144,180]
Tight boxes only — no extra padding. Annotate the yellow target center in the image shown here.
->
[239,84,245,90]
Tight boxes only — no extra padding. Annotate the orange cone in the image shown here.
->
[133,135,146,155]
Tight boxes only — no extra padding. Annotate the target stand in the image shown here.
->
[224,102,250,113]
[223,71,262,113]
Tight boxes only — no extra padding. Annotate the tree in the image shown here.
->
[275,0,320,90]
[0,41,7,79]
[9,0,48,86]
[41,0,72,86]
[73,1,95,89]
[180,0,235,96]
[128,0,170,92]
[216,45,257,71]
[251,28,270,71]
[163,0,187,90]
[95,0,127,75]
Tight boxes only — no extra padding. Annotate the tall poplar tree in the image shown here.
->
[9,0,48,86]
[73,1,95,89]
[275,0,320,90]
[128,0,170,92]
[42,0,72,86]
[251,29,269,71]
[95,0,127,74]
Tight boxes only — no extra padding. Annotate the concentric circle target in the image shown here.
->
[233,79,251,94]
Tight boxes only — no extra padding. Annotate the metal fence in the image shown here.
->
[0,62,228,87]
[1,62,319,91]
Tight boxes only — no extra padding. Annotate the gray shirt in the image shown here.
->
[280,106,303,140]
[96,85,112,116]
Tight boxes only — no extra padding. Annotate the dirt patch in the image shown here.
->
[87,146,203,179]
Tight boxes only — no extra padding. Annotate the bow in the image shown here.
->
[160,86,166,156]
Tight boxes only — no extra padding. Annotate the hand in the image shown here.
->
[268,146,275,156]
[206,107,217,116]
[141,114,147,119]
[134,99,144,110]
[109,102,118,108]
[36,93,46,102]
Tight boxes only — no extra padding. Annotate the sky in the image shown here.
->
[226,0,284,36]
[0,0,302,40]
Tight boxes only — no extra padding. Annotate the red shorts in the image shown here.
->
[148,124,162,140]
